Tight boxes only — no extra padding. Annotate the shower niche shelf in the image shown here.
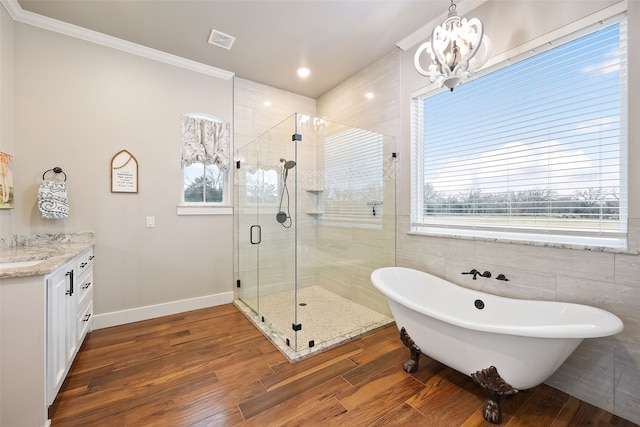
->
[305,188,323,216]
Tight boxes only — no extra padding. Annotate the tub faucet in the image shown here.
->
[462,269,491,280]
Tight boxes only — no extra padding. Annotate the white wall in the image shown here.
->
[319,0,640,424]
[9,21,235,324]
[0,3,14,232]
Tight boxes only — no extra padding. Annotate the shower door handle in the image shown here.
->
[250,225,261,245]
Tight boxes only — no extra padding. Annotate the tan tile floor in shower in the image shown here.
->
[237,285,393,361]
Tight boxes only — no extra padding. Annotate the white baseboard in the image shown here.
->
[92,292,234,329]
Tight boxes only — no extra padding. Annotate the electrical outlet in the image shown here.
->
[146,216,155,228]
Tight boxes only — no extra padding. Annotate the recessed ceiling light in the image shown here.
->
[297,67,311,78]
[263,100,272,107]
[208,29,236,50]
[365,92,375,99]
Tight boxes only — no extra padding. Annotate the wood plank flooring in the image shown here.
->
[49,304,638,427]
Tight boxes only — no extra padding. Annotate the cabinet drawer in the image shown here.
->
[76,267,93,308]
[77,300,93,345]
[76,247,95,279]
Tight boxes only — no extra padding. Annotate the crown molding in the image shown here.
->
[0,0,234,80]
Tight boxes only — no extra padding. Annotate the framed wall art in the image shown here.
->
[0,152,14,209]
[111,150,138,193]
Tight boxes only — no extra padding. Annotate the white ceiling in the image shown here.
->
[15,0,451,99]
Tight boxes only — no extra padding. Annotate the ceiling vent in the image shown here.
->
[208,29,236,50]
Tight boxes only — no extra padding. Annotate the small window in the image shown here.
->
[181,113,230,205]
[411,14,628,248]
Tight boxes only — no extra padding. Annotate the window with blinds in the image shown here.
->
[324,128,384,225]
[411,14,628,248]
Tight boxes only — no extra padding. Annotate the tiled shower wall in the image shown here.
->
[316,52,401,315]
[317,24,640,427]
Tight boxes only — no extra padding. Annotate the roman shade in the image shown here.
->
[181,114,230,170]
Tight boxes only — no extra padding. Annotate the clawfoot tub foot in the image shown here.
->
[399,327,421,373]
[471,366,518,424]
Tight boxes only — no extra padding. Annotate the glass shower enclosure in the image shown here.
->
[235,113,396,359]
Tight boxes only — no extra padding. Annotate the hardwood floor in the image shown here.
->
[49,304,638,427]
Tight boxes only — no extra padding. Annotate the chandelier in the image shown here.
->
[414,0,490,91]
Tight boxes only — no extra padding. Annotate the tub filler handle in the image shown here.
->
[462,269,491,280]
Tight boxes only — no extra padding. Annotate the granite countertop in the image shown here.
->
[0,233,94,279]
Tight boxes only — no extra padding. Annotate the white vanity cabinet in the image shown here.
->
[45,247,94,405]
[0,238,94,427]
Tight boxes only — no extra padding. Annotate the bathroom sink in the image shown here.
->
[0,260,44,269]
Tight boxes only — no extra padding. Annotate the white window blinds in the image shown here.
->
[411,15,628,248]
[324,128,384,223]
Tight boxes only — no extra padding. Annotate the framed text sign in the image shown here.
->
[111,150,138,193]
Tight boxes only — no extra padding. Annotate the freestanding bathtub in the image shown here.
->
[371,267,623,424]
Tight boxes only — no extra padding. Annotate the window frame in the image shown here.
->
[410,10,628,249]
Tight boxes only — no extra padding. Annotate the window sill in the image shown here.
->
[408,227,638,255]
[176,205,233,216]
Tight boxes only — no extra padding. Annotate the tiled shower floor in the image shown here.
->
[235,286,393,362]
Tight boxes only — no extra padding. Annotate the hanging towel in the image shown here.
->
[38,180,69,219]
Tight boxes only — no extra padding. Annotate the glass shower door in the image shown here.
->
[236,115,300,351]
[236,142,259,313]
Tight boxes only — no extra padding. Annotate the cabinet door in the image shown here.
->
[46,264,77,405]
[65,269,78,365]
[46,267,67,404]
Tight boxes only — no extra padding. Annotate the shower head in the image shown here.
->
[280,158,296,169]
